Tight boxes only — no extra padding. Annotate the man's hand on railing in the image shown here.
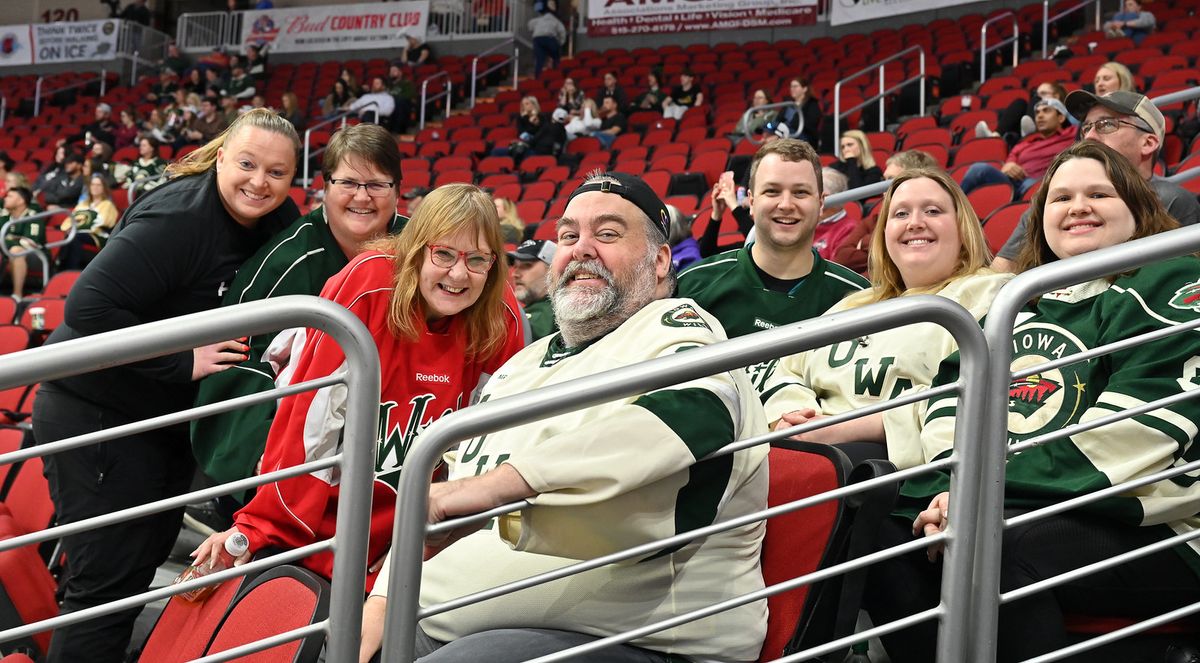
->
[424,463,535,560]
[191,337,250,380]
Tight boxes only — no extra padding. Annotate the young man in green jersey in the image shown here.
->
[678,138,868,391]
[508,238,558,340]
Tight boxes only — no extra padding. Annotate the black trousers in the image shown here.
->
[32,385,194,663]
[864,510,1200,663]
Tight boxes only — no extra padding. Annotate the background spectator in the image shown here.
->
[596,71,628,110]
[494,197,525,244]
[565,99,600,141]
[1103,0,1155,44]
[594,97,626,149]
[662,69,703,121]
[0,186,41,299]
[1093,61,1134,96]
[629,69,665,113]
[279,92,305,132]
[769,76,820,144]
[529,4,566,77]
[734,88,775,137]
[400,34,432,67]
[41,152,84,209]
[959,97,1073,195]
[556,77,584,113]
[60,174,119,269]
[812,167,856,260]
[322,79,356,118]
[831,130,883,189]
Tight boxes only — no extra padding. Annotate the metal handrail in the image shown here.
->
[1150,85,1200,109]
[833,46,926,158]
[380,294,994,663]
[0,209,76,291]
[469,38,519,108]
[34,69,107,118]
[0,95,5,129]
[301,102,380,187]
[0,295,381,663]
[737,100,798,146]
[980,11,1020,83]
[419,71,453,130]
[1042,0,1102,59]
[969,223,1200,661]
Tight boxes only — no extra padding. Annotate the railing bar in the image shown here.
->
[0,374,342,467]
[1018,601,1200,663]
[1008,385,1200,454]
[1002,529,1200,604]
[189,621,329,663]
[519,535,949,663]
[1005,459,1200,529]
[420,458,953,617]
[0,454,341,553]
[1010,314,1200,380]
[0,542,329,644]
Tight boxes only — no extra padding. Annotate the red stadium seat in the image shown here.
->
[983,202,1028,255]
[968,182,1015,221]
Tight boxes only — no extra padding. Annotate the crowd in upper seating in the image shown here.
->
[5,0,1200,661]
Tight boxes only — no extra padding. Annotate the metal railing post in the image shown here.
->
[0,95,6,129]
[419,71,452,130]
[1043,0,1102,59]
[832,46,926,158]
[300,103,380,186]
[980,11,1019,83]
[33,77,43,118]
[468,38,518,108]
[100,68,107,97]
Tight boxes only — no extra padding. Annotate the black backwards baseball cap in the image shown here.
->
[565,172,670,241]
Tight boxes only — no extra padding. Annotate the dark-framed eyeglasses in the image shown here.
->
[328,178,396,197]
[427,244,496,274]
[1079,117,1152,136]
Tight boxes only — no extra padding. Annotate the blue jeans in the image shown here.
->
[595,131,617,149]
[960,163,1035,197]
[532,36,561,77]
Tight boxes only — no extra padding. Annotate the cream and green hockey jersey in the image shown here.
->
[677,245,869,393]
[906,256,1200,575]
[388,297,769,661]
[760,271,1013,469]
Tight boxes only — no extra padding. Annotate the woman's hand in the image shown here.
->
[359,595,387,663]
[773,408,834,444]
[192,337,250,380]
[710,182,728,220]
[914,492,950,562]
[190,526,252,569]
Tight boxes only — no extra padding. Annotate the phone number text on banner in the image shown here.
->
[242,1,429,54]
[829,0,985,26]
[587,0,816,36]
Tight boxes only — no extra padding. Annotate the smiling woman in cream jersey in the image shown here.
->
[760,168,1011,469]
[191,183,525,587]
[677,138,867,393]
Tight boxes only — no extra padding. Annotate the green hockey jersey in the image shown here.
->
[909,256,1200,574]
[191,206,406,490]
[677,245,869,393]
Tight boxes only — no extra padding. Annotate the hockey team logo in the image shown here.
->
[1007,322,1088,441]
[374,392,462,491]
[1008,374,1061,418]
[661,303,711,330]
[1168,280,1200,313]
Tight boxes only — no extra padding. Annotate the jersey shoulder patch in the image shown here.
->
[1168,279,1200,313]
[661,303,711,330]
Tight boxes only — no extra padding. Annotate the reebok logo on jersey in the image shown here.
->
[753,318,776,330]
[416,372,451,383]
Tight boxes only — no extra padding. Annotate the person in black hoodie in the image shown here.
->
[31,108,301,663]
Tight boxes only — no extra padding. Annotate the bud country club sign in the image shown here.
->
[241,1,429,53]
[587,0,817,36]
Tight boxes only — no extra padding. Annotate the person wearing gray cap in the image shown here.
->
[991,89,1200,272]
[960,96,1075,196]
[508,238,558,340]
[359,171,770,663]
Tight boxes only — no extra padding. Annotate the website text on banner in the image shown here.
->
[587,0,816,36]
[18,19,121,65]
[829,0,986,27]
[0,26,33,66]
[241,1,428,54]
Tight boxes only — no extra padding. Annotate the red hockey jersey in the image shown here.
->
[232,250,525,581]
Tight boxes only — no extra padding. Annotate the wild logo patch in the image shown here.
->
[1169,280,1200,313]
[661,303,711,330]
[1007,322,1089,441]
[1009,374,1061,418]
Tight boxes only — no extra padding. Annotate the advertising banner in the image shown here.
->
[587,0,817,37]
[32,19,120,64]
[830,0,986,27]
[241,1,429,54]
[0,25,34,67]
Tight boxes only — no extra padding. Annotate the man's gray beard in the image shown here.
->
[549,248,658,346]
